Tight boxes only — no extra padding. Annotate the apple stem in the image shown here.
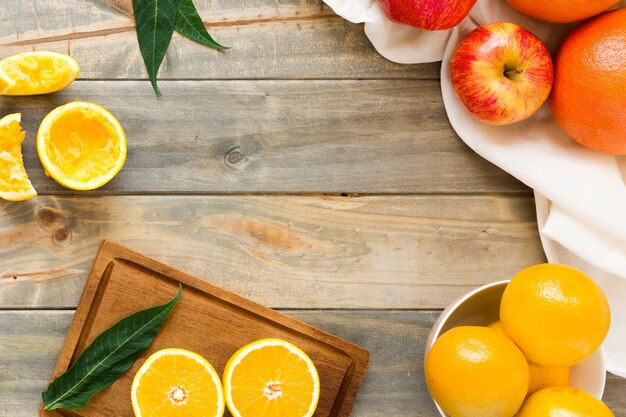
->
[504,67,524,78]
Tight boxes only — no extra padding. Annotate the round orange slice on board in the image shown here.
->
[223,338,320,417]
[0,51,79,95]
[0,113,37,201]
[37,101,126,190]
[131,348,225,417]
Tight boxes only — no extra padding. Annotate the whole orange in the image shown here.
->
[500,264,610,367]
[506,0,618,23]
[550,8,626,154]
[425,326,529,417]
[517,387,614,417]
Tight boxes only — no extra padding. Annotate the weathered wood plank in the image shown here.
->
[2,311,625,417]
[0,195,545,309]
[1,80,527,194]
[0,0,439,80]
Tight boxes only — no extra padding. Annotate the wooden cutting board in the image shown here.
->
[40,240,369,417]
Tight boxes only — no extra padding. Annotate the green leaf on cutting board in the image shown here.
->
[41,285,182,410]
[175,0,229,50]
[132,0,181,95]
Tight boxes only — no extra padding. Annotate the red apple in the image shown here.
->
[449,22,554,125]
[380,0,477,31]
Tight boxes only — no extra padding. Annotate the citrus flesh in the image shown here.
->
[131,348,225,417]
[500,264,610,366]
[223,338,320,417]
[486,321,570,396]
[0,113,37,201]
[516,387,615,417]
[505,0,618,23]
[37,101,126,190]
[0,51,79,95]
[424,326,529,417]
[550,8,626,154]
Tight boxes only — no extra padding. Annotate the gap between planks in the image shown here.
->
[25,191,534,197]
[70,77,443,81]
[0,307,446,312]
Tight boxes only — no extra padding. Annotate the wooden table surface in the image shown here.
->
[1,1,624,416]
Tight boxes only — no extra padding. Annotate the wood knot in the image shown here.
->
[224,146,248,170]
[36,207,62,226]
[52,227,72,246]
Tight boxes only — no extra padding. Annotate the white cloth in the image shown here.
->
[324,0,626,378]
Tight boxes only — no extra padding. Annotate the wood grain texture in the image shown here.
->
[3,310,625,417]
[0,80,527,194]
[0,195,544,309]
[0,0,439,80]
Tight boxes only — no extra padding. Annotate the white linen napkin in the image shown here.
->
[324,0,626,378]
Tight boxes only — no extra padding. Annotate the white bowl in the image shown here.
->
[424,280,606,417]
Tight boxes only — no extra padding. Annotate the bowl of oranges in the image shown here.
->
[424,264,614,417]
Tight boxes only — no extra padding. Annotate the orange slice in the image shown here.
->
[223,338,320,417]
[131,348,225,417]
[0,51,79,95]
[0,113,37,201]
[37,101,126,190]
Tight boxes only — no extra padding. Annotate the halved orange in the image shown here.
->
[223,338,320,417]
[37,101,126,190]
[131,348,225,417]
[0,51,79,95]
[0,113,37,201]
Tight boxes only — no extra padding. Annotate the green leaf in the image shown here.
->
[132,0,181,95]
[42,285,182,410]
[175,0,229,50]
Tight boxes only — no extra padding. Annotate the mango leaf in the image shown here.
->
[42,285,182,410]
[132,0,180,95]
[175,0,229,50]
